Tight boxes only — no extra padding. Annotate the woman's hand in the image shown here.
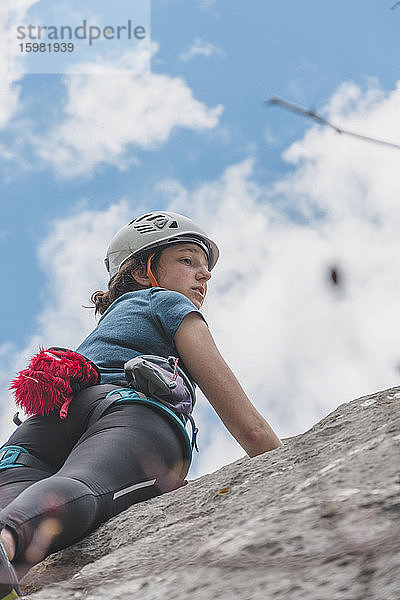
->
[175,313,283,457]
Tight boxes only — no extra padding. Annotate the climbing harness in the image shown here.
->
[88,388,196,461]
[9,334,199,458]
[10,351,199,453]
[124,354,199,451]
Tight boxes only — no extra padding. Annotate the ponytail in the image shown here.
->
[91,250,161,315]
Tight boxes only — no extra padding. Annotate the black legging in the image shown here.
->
[0,385,189,565]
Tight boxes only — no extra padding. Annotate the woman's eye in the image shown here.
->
[181,258,192,265]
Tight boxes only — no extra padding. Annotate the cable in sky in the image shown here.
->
[266,96,400,151]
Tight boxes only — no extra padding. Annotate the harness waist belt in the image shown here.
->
[88,388,197,459]
[0,446,54,473]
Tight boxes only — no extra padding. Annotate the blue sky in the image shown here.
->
[1,0,400,476]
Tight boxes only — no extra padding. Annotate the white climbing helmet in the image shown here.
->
[105,211,220,279]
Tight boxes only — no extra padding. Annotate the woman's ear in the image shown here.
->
[131,265,150,287]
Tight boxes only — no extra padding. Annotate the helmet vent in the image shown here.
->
[153,216,168,229]
[134,224,158,234]
[130,214,151,224]
[169,220,178,228]
[134,215,169,234]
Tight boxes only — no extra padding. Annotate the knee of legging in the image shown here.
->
[0,476,100,563]
[21,475,98,515]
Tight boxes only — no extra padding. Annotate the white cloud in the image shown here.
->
[179,37,224,62]
[274,80,400,224]
[36,45,223,177]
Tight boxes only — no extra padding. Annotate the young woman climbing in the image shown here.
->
[0,211,282,598]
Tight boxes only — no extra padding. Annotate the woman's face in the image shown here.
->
[155,243,211,308]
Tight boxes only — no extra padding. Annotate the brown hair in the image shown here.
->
[91,249,162,315]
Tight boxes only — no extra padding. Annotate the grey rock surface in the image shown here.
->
[21,387,400,600]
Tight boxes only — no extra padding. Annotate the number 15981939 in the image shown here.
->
[19,43,75,53]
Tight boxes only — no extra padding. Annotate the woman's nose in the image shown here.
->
[197,266,211,281]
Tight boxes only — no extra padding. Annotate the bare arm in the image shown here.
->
[175,313,283,457]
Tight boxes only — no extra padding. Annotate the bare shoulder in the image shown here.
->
[175,312,217,356]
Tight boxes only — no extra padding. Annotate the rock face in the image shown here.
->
[22,387,400,600]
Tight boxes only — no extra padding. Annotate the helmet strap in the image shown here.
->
[146,253,160,287]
